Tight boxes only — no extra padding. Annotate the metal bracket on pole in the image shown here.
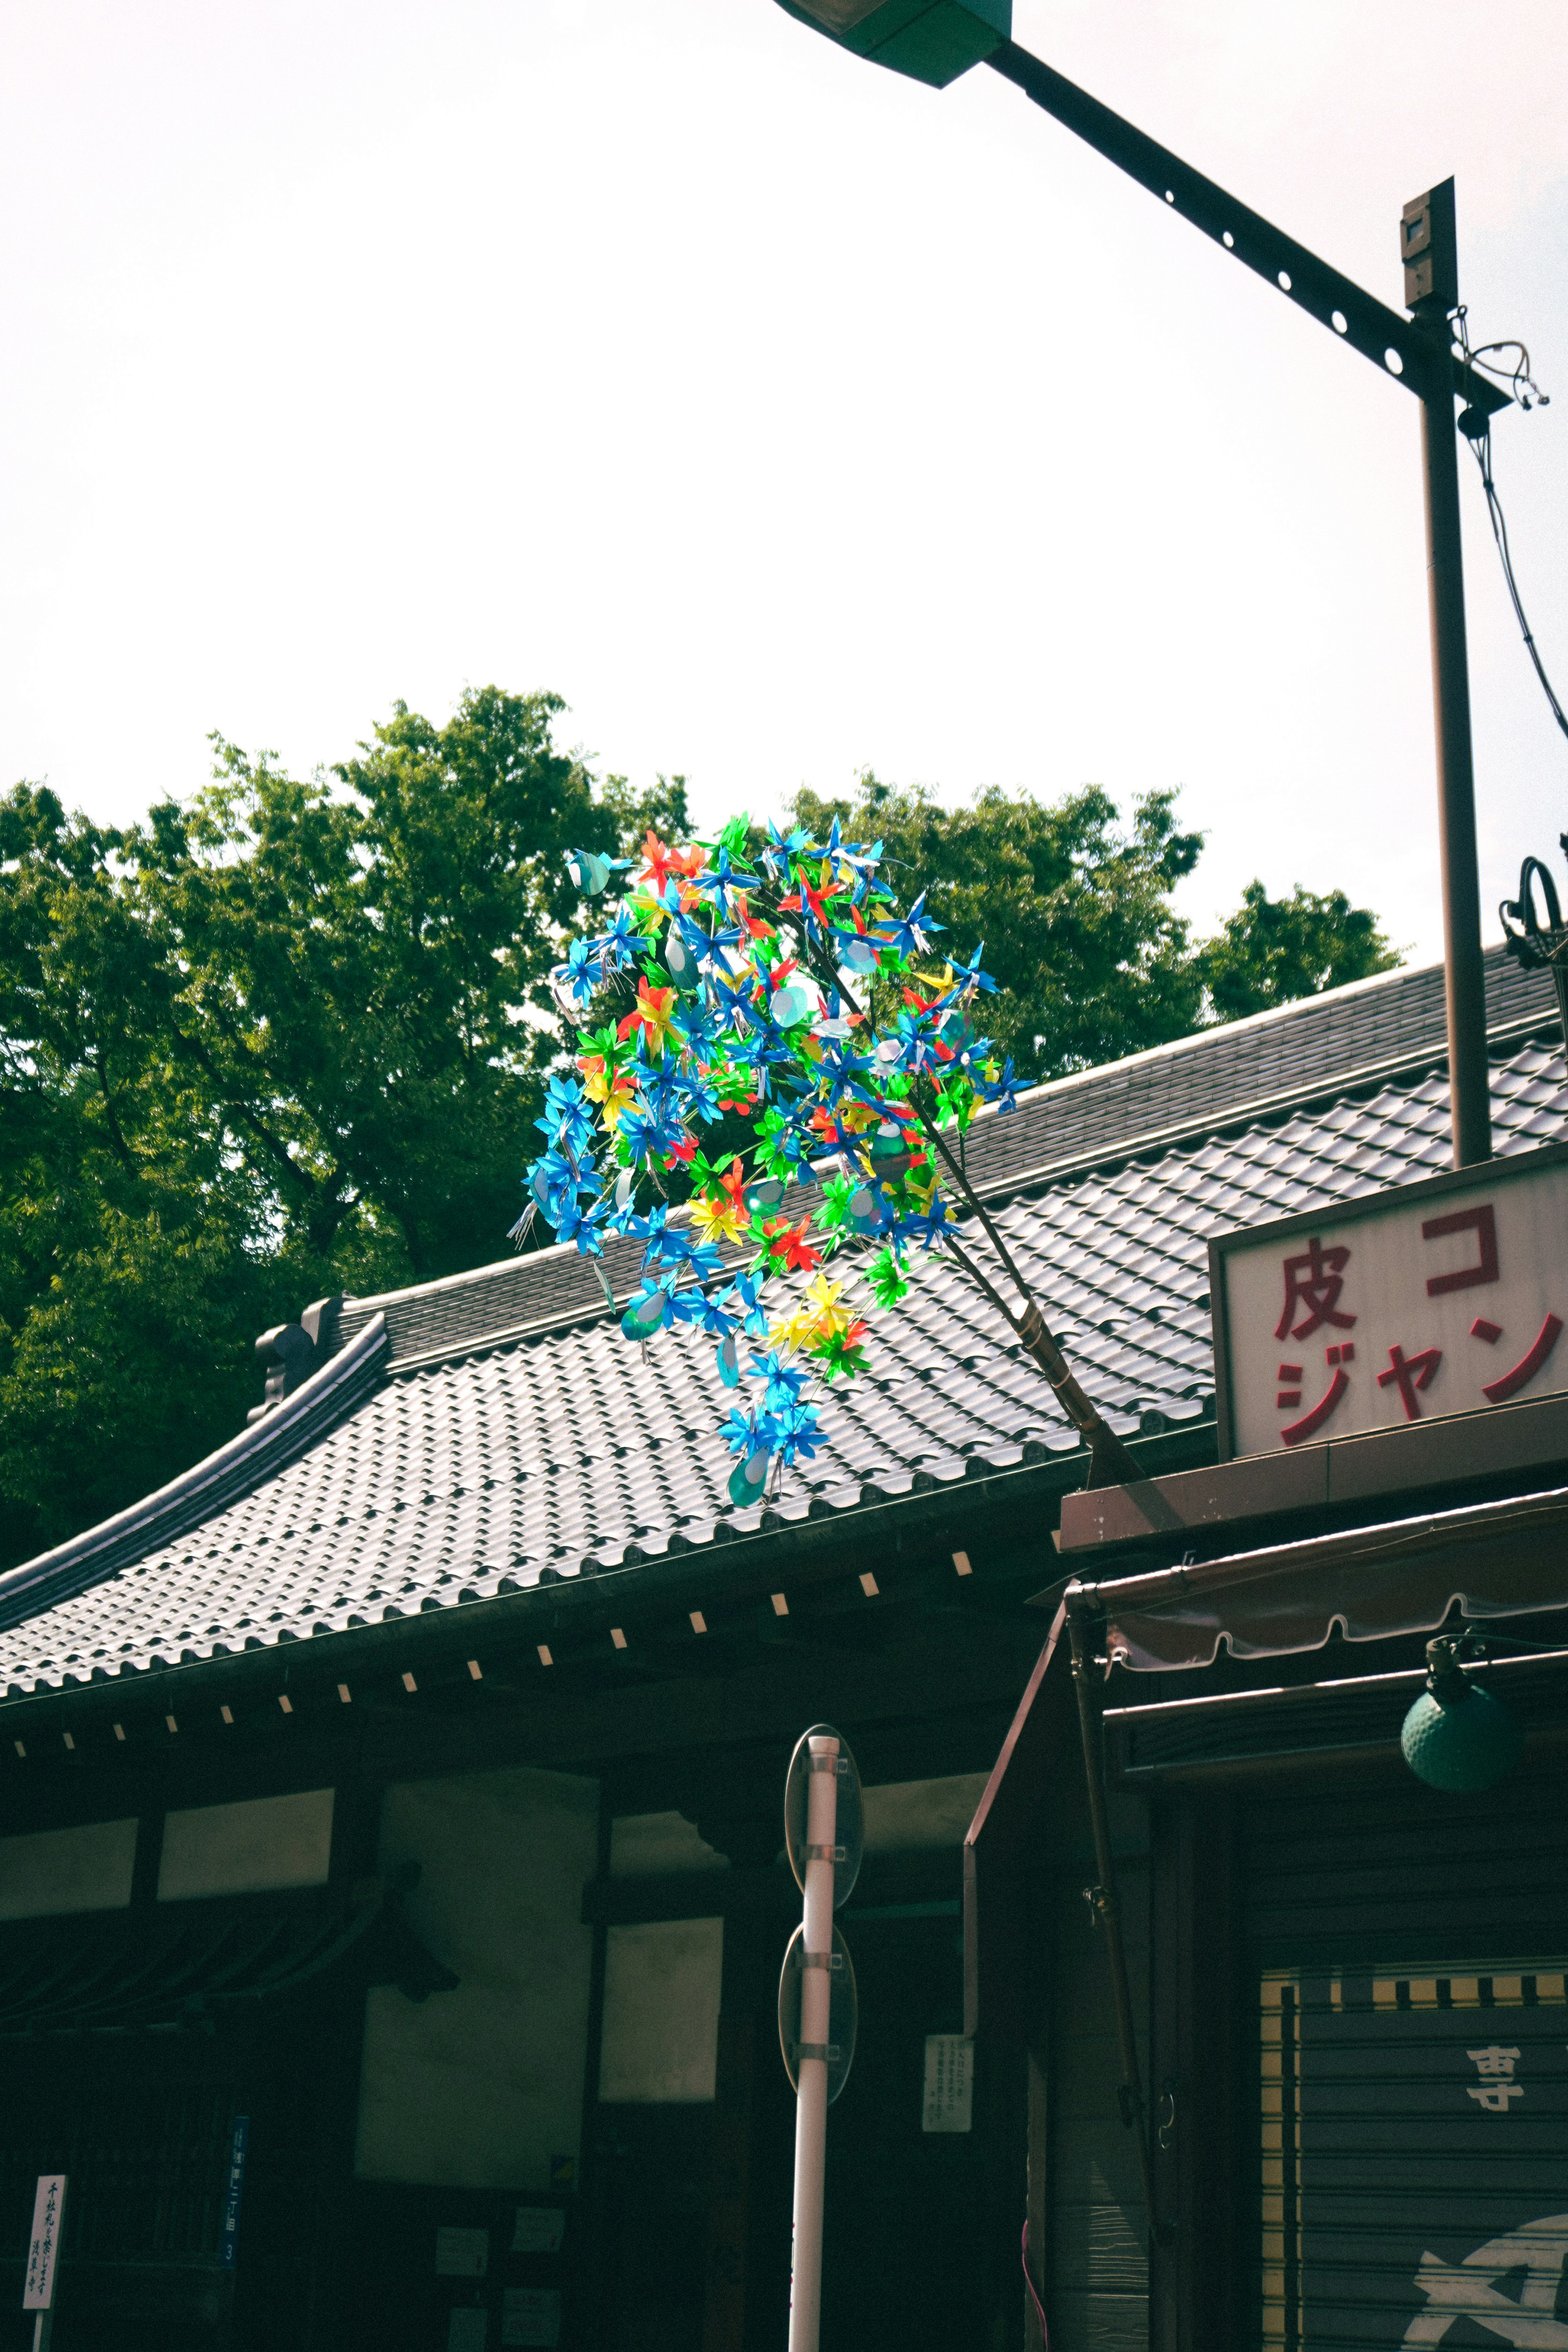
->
[985,44,1508,420]
[986,43,1506,1170]
[1501,848,1568,1049]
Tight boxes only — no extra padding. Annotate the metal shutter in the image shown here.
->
[1245,1777,1568,2350]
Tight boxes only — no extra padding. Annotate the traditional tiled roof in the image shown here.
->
[1,948,1562,1696]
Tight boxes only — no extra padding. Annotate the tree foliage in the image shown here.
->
[0,687,1394,1570]
[791,775,1205,1082]
[791,772,1398,1085]
[1194,880,1400,1022]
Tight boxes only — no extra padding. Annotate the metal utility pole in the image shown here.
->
[771,6,1513,1170]
[1403,181,1491,1167]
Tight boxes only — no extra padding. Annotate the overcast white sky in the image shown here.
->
[3,0,1566,960]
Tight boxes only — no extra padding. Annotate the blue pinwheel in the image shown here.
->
[873,890,944,960]
[759,821,811,881]
[775,1401,826,1467]
[748,1349,811,1417]
[942,940,998,997]
[691,844,760,920]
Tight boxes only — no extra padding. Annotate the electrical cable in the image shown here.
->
[1453,309,1568,748]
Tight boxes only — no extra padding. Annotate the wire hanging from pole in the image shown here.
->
[1453,310,1568,749]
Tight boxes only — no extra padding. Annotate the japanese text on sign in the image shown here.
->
[23,2175,66,2311]
[1215,1156,1568,1459]
[220,2116,248,2271]
[1468,2044,1525,2111]
[922,2034,974,2134]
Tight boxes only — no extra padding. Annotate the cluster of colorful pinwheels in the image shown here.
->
[519,816,1020,1506]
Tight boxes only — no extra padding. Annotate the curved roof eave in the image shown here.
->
[0,1314,388,1639]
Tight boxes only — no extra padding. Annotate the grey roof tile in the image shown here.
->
[1,965,1564,1693]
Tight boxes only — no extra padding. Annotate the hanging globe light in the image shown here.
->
[868,1122,914,1180]
[728,1448,772,1507]
[664,929,702,993]
[847,1182,886,1237]
[621,1289,668,1344]
[1400,1637,1523,1793]
[566,848,612,896]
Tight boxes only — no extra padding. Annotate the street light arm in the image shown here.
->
[986,41,1508,418]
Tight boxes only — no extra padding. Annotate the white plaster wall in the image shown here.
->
[861,1771,991,1853]
[598,1918,724,2103]
[158,1787,335,1900]
[609,1811,729,1877]
[0,1817,137,1919]
[355,1765,599,2192]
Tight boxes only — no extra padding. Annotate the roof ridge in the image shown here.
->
[342,948,1540,1327]
[0,1314,389,1646]
[362,1011,1562,1374]
[974,1008,1560,1209]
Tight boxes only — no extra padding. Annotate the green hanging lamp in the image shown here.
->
[1400,1636,1523,1794]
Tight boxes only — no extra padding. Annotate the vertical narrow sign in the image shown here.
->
[23,2173,66,2352]
[220,2118,249,2270]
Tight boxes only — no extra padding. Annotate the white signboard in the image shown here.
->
[502,2287,563,2347]
[435,2227,490,2279]
[23,2175,66,2310]
[922,2034,974,2133]
[510,2208,566,2256]
[1214,1149,1568,1461]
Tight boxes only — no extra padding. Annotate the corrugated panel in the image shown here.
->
[1247,1782,1568,2350]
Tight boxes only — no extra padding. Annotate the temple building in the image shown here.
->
[0,943,1563,2352]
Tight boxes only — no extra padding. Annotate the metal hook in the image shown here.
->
[1500,852,1564,951]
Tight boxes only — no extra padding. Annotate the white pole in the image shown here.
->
[788,1731,840,2352]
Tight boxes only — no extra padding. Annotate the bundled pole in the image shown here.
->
[780,1722,862,2352]
[787,1731,840,2352]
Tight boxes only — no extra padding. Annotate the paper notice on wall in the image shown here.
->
[435,2226,490,2277]
[922,2034,974,2133]
[502,2287,564,2347]
[511,2207,566,2255]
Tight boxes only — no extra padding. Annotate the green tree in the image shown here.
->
[1194,880,1401,1022]
[0,782,291,1564]
[0,688,672,1569]
[0,703,1396,1575]
[129,686,615,1281]
[789,772,1396,1080]
[791,772,1207,1082]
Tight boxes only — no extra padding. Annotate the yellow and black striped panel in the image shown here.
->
[1262,1965,1568,2350]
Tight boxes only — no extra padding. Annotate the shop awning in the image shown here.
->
[962,1480,1568,2037]
[0,1881,457,2035]
[1076,1479,1568,1672]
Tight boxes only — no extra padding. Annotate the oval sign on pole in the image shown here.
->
[777,1923,859,2105]
[784,1722,863,1908]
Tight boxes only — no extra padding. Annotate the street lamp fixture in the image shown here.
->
[774,0,1008,88]
[772,6,1517,1171]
